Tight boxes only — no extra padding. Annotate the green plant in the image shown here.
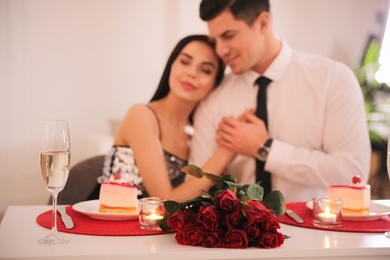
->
[355,36,390,147]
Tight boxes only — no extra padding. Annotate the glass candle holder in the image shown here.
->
[139,197,166,230]
[312,196,342,228]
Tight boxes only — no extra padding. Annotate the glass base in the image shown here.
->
[385,231,390,239]
[38,234,70,245]
[140,225,162,231]
[313,221,341,228]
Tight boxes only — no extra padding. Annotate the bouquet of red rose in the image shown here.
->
[159,165,288,249]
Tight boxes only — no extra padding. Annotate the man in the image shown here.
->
[189,0,371,201]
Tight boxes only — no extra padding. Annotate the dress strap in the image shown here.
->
[145,105,162,140]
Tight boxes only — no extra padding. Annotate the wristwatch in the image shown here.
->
[256,138,273,162]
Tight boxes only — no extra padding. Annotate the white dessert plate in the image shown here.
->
[305,201,390,221]
[72,200,138,221]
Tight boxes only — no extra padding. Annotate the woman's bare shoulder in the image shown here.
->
[122,103,157,127]
[115,103,159,144]
[125,104,152,117]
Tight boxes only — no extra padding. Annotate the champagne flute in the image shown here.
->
[39,120,71,245]
[386,134,390,239]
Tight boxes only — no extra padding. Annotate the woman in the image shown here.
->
[90,35,235,201]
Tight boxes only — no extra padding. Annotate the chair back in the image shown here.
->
[54,155,105,205]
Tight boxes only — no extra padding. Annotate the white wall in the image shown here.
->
[272,0,389,68]
[0,0,388,220]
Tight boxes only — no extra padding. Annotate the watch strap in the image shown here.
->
[256,138,273,162]
[264,138,273,148]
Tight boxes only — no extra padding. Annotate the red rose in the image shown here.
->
[214,190,240,212]
[201,230,222,248]
[175,223,205,246]
[243,221,261,244]
[221,229,249,248]
[242,200,268,224]
[197,206,220,230]
[167,209,193,231]
[258,230,285,248]
[265,210,277,220]
[263,217,280,231]
[223,207,242,229]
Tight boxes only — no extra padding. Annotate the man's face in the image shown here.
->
[206,10,263,74]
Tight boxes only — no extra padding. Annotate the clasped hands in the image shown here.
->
[216,109,270,158]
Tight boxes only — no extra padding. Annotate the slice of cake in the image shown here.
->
[99,174,138,213]
[327,175,370,214]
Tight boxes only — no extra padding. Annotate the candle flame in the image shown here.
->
[144,210,163,220]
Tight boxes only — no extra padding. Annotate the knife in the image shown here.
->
[57,206,74,229]
[285,209,304,224]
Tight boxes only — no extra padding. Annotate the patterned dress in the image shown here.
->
[97,145,187,198]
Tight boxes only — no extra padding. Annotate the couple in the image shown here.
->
[92,0,371,202]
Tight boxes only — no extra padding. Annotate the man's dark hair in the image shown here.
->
[199,0,270,25]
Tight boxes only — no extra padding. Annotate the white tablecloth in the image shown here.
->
[1,201,390,260]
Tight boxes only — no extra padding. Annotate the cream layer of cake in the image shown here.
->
[99,181,137,213]
[327,185,370,214]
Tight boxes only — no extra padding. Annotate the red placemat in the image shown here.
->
[278,202,390,232]
[36,206,172,236]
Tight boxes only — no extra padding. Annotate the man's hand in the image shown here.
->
[216,109,270,157]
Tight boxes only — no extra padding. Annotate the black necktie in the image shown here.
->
[255,76,272,195]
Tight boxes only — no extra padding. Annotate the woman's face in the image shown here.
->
[169,40,220,103]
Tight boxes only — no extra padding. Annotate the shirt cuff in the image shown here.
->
[265,139,295,175]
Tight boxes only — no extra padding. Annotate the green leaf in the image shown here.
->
[163,200,181,214]
[181,165,204,178]
[207,185,220,197]
[369,131,384,145]
[203,172,222,184]
[238,193,250,202]
[361,38,380,67]
[181,197,203,207]
[246,184,264,201]
[159,215,171,231]
[237,189,246,196]
[199,189,214,199]
[182,197,213,210]
[224,180,241,189]
[221,175,237,183]
[262,190,286,216]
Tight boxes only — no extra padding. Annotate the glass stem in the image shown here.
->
[50,193,59,236]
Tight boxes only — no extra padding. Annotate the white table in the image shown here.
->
[1,201,390,260]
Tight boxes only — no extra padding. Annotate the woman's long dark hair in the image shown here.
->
[150,34,225,102]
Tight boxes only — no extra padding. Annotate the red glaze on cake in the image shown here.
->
[99,176,137,213]
[327,175,370,214]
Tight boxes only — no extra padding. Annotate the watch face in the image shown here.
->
[257,147,269,161]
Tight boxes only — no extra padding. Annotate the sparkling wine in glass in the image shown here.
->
[386,135,390,239]
[387,134,390,181]
[39,120,71,245]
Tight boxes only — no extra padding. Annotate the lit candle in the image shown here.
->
[139,197,166,230]
[144,210,164,226]
[318,207,337,223]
